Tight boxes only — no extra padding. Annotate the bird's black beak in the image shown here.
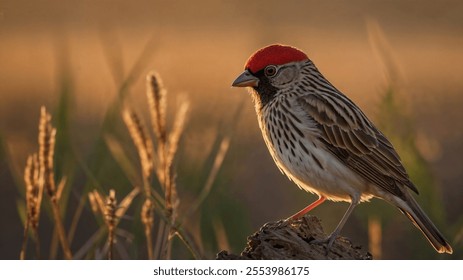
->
[232,70,259,88]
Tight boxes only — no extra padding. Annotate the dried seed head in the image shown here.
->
[141,198,154,228]
[166,98,189,169]
[24,154,39,193]
[146,71,167,143]
[24,154,42,230]
[122,109,154,184]
[38,106,56,197]
[105,189,117,229]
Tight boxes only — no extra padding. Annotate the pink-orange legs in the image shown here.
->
[290,196,326,220]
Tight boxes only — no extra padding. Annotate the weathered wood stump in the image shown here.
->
[217,215,372,260]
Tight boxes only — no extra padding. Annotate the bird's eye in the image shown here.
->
[264,65,277,77]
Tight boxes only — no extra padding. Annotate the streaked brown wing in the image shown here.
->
[297,93,418,199]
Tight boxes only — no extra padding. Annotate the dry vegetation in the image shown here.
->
[17,70,230,260]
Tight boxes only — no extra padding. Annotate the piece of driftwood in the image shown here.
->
[217,215,372,260]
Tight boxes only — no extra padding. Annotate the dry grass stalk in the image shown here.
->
[105,189,117,260]
[148,82,189,259]
[89,189,117,259]
[165,99,189,172]
[157,104,189,260]
[147,72,167,187]
[213,218,231,253]
[141,198,154,259]
[164,99,189,221]
[122,109,154,190]
[185,137,230,220]
[19,225,30,260]
[122,109,156,259]
[88,188,139,260]
[124,72,194,259]
[38,106,73,260]
[147,72,180,190]
[176,136,230,259]
[166,99,189,164]
[146,74,170,259]
[201,137,229,202]
[20,154,43,259]
[147,72,190,258]
[368,216,382,259]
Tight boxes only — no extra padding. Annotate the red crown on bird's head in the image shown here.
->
[245,44,309,73]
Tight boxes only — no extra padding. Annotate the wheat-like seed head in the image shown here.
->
[163,99,189,221]
[36,107,73,259]
[166,98,189,170]
[38,106,56,197]
[24,154,42,230]
[141,198,154,228]
[122,109,154,186]
[105,189,117,229]
[146,71,167,144]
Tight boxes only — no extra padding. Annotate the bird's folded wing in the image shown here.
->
[297,93,418,198]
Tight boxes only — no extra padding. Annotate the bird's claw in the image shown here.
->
[310,234,337,256]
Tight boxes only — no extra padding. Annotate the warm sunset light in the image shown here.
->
[0,0,461,261]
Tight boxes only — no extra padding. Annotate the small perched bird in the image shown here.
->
[232,44,452,254]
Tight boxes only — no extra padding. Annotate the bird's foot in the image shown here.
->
[310,233,337,256]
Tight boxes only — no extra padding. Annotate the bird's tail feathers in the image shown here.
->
[398,194,453,254]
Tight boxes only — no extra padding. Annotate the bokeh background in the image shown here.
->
[1,0,462,259]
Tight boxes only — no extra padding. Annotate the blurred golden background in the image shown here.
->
[1,0,462,259]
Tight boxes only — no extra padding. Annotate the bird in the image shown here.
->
[232,44,453,254]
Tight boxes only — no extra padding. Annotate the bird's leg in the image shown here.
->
[289,196,326,220]
[312,196,360,252]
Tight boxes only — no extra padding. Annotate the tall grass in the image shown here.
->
[15,37,232,259]
[122,71,192,259]
[88,188,139,259]
[19,107,72,259]
[17,77,229,259]
[20,154,42,260]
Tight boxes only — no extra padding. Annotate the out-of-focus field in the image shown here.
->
[1,0,462,259]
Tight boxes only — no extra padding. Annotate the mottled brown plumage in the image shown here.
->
[232,44,452,254]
